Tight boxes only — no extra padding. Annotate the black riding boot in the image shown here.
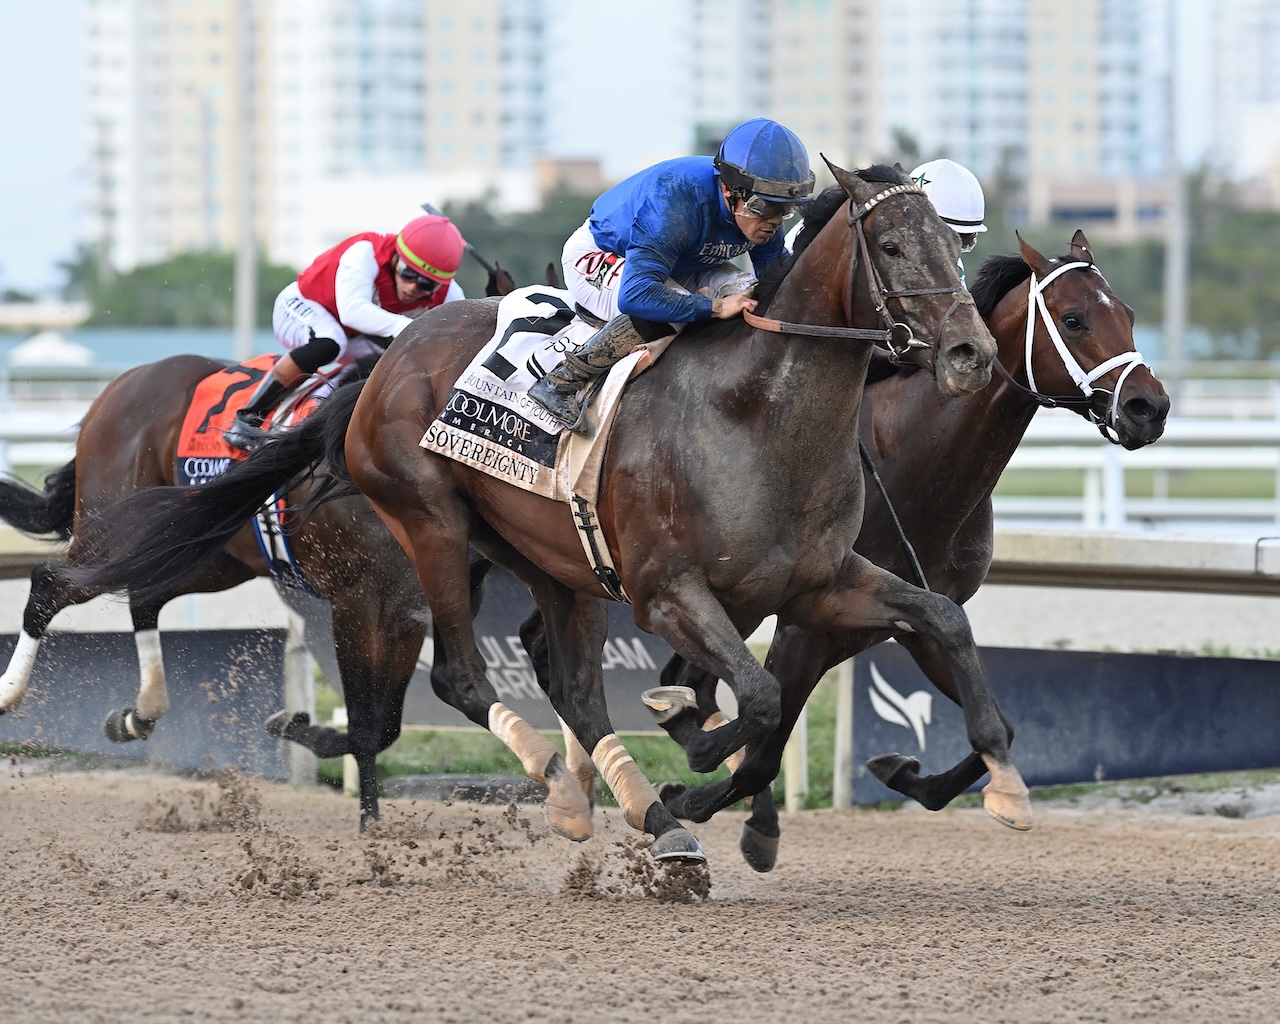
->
[528,315,647,431]
[224,374,288,451]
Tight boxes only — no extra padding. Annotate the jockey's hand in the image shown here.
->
[711,289,758,320]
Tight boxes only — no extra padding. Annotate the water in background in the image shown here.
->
[0,327,278,371]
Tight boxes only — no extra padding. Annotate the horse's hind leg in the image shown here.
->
[791,553,1031,831]
[101,596,169,742]
[0,560,76,713]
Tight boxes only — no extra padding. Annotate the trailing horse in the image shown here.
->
[60,162,1018,868]
[0,365,431,828]
[647,225,1170,870]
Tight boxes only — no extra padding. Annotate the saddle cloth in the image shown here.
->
[175,355,330,487]
[420,285,669,503]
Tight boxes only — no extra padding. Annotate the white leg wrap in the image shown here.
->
[488,702,556,782]
[133,630,168,721]
[0,631,41,711]
[592,733,659,832]
[559,716,597,790]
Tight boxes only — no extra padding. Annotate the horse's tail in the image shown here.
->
[62,382,362,605]
[0,460,77,540]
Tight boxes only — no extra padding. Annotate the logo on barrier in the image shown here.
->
[867,661,932,751]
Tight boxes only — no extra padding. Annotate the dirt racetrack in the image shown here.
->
[3,765,1279,1024]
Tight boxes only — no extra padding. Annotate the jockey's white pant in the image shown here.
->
[272,282,383,365]
[560,220,757,328]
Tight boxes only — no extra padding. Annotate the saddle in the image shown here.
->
[175,355,333,487]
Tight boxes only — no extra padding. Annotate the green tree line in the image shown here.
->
[59,178,1280,360]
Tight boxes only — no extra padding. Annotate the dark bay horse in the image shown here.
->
[61,162,1016,865]
[649,227,1170,870]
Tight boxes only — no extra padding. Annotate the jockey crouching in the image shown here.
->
[225,213,468,451]
[528,117,815,433]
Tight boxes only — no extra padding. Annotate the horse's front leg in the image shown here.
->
[518,608,597,806]
[631,577,780,770]
[788,553,1031,831]
[526,580,704,863]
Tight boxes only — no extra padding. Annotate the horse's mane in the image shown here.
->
[970,252,1079,321]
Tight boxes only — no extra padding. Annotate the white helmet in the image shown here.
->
[909,159,987,235]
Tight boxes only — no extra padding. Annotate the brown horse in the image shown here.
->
[647,225,1170,870]
[0,358,433,828]
[61,162,1016,865]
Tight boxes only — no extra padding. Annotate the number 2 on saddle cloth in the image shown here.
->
[174,354,336,592]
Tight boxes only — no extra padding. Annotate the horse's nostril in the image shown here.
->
[951,343,979,368]
[1123,396,1167,424]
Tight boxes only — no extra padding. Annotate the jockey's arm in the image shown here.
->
[616,196,715,324]
[333,240,416,338]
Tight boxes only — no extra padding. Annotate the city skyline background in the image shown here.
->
[1,0,1275,298]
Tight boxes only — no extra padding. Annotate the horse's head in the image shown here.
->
[981,230,1169,449]
[827,159,997,396]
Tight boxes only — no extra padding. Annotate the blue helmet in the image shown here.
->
[714,118,815,203]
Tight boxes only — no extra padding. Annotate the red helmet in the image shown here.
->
[395,214,466,284]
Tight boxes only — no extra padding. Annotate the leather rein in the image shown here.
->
[743,183,974,369]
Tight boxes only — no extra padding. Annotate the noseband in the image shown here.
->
[992,260,1149,445]
[742,184,972,370]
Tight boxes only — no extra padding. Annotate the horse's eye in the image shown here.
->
[882,242,901,257]
[1061,314,1084,331]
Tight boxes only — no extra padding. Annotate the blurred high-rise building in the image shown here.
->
[86,0,267,271]
[84,0,1280,272]
[1210,0,1280,197]
[87,0,552,273]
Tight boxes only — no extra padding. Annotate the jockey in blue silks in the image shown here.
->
[529,117,815,431]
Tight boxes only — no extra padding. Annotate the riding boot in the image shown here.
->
[224,374,289,451]
[528,315,647,431]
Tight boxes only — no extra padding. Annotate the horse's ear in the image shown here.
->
[1016,231,1053,276]
[545,261,562,288]
[821,153,862,198]
[1070,229,1095,265]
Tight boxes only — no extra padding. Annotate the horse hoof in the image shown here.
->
[641,685,698,725]
[866,753,920,788]
[650,827,706,863]
[103,708,155,743]
[738,823,779,873]
[983,787,1034,831]
[264,709,310,738]
[656,780,687,802]
[544,773,594,842]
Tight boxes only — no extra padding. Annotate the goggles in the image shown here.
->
[740,194,796,220]
[959,234,978,254]
[396,261,441,293]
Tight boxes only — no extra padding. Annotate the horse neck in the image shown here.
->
[863,291,1041,534]
[749,230,872,438]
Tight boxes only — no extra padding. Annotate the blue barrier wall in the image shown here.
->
[0,629,290,780]
[852,642,1280,804]
[400,568,678,732]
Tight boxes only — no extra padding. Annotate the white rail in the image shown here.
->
[999,412,1280,529]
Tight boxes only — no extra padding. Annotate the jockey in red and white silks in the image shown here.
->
[225,214,468,450]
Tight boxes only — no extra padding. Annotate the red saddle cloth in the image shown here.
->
[175,355,329,486]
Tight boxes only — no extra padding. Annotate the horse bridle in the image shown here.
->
[992,260,1148,445]
[743,183,973,370]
